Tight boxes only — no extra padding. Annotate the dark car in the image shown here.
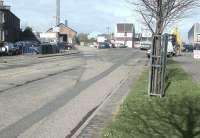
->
[98,42,110,49]
[58,42,74,50]
[182,44,193,52]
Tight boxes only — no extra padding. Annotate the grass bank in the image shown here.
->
[102,60,200,138]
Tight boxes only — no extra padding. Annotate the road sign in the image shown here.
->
[194,50,200,59]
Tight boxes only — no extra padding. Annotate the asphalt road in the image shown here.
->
[0,47,145,138]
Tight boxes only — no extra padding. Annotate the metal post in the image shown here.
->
[160,34,168,97]
[148,34,162,97]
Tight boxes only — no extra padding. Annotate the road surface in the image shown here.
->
[0,47,145,138]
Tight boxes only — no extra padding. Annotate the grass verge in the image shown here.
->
[102,60,200,138]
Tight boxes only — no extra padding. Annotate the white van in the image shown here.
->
[146,41,175,58]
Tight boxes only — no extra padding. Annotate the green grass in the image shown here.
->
[102,60,200,138]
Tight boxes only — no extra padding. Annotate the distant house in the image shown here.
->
[0,1,20,44]
[97,34,108,43]
[44,23,77,44]
[114,23,135,48]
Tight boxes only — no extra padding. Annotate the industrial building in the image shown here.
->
[40,23,77,44]
[0,1,20,44]
[114,23,135,48]
[188,23,200,44]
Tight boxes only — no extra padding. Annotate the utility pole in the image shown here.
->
[56,0,60,26]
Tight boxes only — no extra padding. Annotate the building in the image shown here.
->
[97,34,108,43]
[41,23,77,44]
[0,1,20,45]
[188,23,200,44]
[114,23,135,48]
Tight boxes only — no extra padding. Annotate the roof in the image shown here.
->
[0,5,20,20]
[47,23,77,33]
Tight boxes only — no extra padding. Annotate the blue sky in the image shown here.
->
[4,0,200,41]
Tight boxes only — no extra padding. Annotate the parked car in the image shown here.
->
[98,42,110,49]
[182,44,193,52]
[58,42,74,50]
[15,41,40,54]
[146,41,175,58]
[140,37,152,50]
[0,43,20,56]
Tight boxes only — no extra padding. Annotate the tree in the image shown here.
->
[22,27,33,38]
[129,0,200,95]
[77,33,89,43]
[20,27,39,42]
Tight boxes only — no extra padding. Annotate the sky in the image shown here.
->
[4,0,200,41]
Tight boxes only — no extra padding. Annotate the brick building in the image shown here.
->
[46,23,77,44]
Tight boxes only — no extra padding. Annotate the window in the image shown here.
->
[0,11,4,23]
[2,30,4,41]
[0,30,1,41]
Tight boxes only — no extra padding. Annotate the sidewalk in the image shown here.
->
[174,53,200,84]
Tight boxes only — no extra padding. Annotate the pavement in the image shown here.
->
[174,53,200,84]
[0,47,146,138]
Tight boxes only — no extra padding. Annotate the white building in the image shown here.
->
[114,23,135,48]
[39,23,77,43]
[97,34,107,43]
[188,23,200,44]
[140,28,152,50]
[40,32,57,43]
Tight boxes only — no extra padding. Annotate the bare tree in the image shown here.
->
[129,0,200,96]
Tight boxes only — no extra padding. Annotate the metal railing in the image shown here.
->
[148,34,168,97]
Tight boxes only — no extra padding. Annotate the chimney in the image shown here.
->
[65,20,68,27]
[0,1,4,6]
[56,0,60,26]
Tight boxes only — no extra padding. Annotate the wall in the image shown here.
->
[0,9,20,42]
[59,24,77,43]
